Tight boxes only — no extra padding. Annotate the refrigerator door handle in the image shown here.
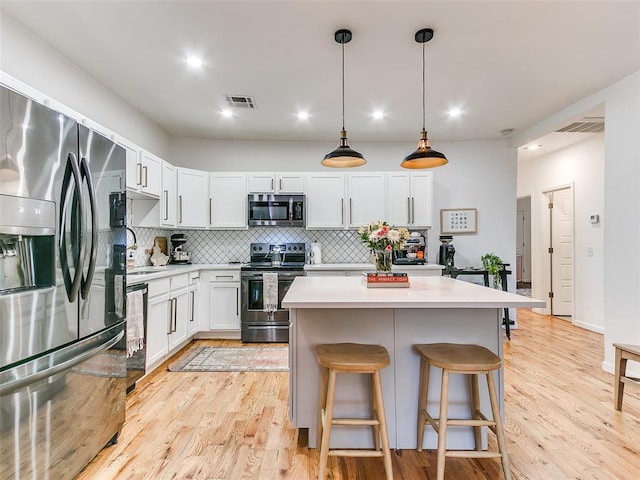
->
[0,329,124,397]
[59,152,85,302]
[79,157,98,299]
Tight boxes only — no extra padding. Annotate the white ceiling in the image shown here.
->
[2,1,639,157]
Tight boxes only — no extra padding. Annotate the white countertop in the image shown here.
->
[282,275,545,309]
[126,263,242,284]
[304,262,444,271]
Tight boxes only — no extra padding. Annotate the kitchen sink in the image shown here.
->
[127,266,169,276]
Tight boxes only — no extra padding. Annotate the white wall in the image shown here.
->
[0,12,169,158]
[517,135,605,332]
[170,137,520,293]
[603,71,640,373]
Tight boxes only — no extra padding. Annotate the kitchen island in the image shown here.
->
[282,275,544,450]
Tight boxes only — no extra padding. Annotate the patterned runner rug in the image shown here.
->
[168,346,289,372]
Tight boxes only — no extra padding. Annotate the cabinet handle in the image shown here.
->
[136,163,142,186]
[279,178,282,191]
[172,298,177,333]
[209,198,212,224]
[349,198,353,225]
[271,178,274,191]
[167,298,173,334]
[407,198,411,224]
[119,177,122,191]
[236,287,239,316]
[190,291,195,322]
[142,166,148,187]
[341,198,344,224]
[411,197,415,224]
[164,190,169,220]
[179,195,183,224]
[215,275,234,281]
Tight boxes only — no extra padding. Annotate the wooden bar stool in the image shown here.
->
[614,343,640,410]
[316,343,393,480]
[414,343,511,480]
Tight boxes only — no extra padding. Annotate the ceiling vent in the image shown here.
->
[224,95,256,109]
[555,117,604,134]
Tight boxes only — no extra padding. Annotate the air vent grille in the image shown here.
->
[555,121,604,133]
[224,95,256,109]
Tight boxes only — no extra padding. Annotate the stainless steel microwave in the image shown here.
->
[247,194,305,227]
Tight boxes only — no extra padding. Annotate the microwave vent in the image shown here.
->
[224,95,256,109]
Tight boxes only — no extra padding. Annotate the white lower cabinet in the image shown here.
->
[188,273,200,336]
[208,270,241,331]
[145,273,192,372]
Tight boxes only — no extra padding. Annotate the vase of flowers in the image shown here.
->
[358,221,410,273]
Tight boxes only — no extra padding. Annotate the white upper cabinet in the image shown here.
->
[177,167,208,228]
[118,138,142,191]
[161,162,177,227]
[248,173,304,194]
[387,171,433,228]
[209,173,248,229]
[346,173,386,228]
[138,150,163,198]
[306,173,346,229]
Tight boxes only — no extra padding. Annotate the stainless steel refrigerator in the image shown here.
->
[0,84,127,479]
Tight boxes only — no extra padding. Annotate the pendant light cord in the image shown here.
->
[341,40,345,131]
[422,39,426,132]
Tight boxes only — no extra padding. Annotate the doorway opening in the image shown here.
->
[516,196,532,297]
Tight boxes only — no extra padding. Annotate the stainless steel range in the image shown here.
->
[240,242,306,343]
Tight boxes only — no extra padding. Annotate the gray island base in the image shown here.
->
[282,275,544,450]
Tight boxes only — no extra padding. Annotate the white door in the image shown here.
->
[209,173,247,228]
[177,168,208,228]
[549,187,573,316]
[347,173,386,227]
[410,172,434,227]
[306,174,346,228]
[387,173,411,226]
[161,162,177,227]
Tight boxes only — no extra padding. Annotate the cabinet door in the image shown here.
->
[209,282,240,330]
[161,162,177,227]
[209,173,247,228]
[347,173,386,227]
[118,139,141,191]
[277,173,304,193]
[387,173,411,226]
[188,284,199,335]
[410,172,433,227]
[168,288,189,350]
[248,173,275,193]
[177,168,208,228]
[146,294,170,367]
[139,151,162,197]
[306,174,346,228]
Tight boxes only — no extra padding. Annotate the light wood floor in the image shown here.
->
[78,310,640,480]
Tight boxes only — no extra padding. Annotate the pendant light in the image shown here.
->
[322,29,366,168]
[401,28,448,169]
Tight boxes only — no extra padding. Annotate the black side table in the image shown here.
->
[447,265,513,339]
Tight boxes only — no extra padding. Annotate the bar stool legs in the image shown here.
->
[316,343,393,480]
[415,343,511,480]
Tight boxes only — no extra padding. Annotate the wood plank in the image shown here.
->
[77,311,640,479]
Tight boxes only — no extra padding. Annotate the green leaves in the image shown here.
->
[481,253,503,289]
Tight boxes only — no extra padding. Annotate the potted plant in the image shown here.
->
[481,253,504,289]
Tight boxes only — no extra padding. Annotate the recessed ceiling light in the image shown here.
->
[186,56,203,68]
[524,144,542,151]
[447,108,462,118]
[372,110,385,119]
[297,112,309,120]
[221,109,233,118]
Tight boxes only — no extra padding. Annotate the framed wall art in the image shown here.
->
[440,208,477,234]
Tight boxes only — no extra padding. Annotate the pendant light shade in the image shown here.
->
[322,29,366,168]
[401,28,448,169]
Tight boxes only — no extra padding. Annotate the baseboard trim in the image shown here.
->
[195,331,241,340]
[573,320,604,334]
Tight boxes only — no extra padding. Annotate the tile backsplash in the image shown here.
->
[129,226,429,266]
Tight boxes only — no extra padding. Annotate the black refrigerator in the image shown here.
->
[0,84,127,479]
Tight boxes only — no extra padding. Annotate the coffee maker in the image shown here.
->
[438,235,455,270]
[169,234,190,264]
[393,232,426,265]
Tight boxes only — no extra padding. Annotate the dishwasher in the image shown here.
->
[126,282,148,392]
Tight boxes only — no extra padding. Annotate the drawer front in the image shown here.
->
[210,271,240,282]
[170,273,189,290]
[148,277,171,298]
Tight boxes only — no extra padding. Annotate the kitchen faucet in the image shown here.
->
[126,227,137,251]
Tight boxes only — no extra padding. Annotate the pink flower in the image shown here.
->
[377,225,389,237]
[385,245,392,251]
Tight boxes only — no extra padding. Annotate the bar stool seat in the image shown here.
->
[614,343,640,410]
[415,343,511,480]
[316,343,393,480]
